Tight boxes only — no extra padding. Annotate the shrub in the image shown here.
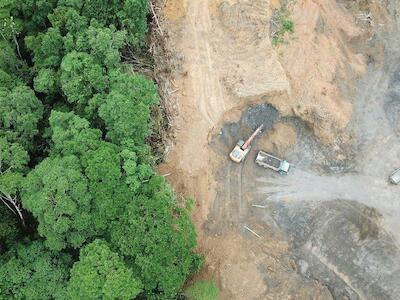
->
[185,281,220,300]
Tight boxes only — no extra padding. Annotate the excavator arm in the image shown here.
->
[242,124,264,149]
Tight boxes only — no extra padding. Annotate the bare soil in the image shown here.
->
[155,0,400,299]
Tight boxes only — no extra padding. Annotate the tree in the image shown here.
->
[48,6,88,36]
[0,137,28,227]
[0,240,70,299]
[33,68,58,94]
[22,111,139,250]
[109,68,159,107]
[0,171,26,227]
[22,155,95,251]
[0,137,28,174]
[49,111,136,231]
[117,0,149,47]
[99,90,149,145]
[12,0,58,34]
[185,281,220,300]
[48,110,102,156]
[77,0,148,48]
[70,22,126,69]
[79,0,118,27]
[99,70,159,146]
[0,0,19,40]
[0,2,202,299]
[110,176,202,299]
[0,205,19,250]
[0,85,43,149]
[120,147,154,193]
[25,27,64,69]
[60,51,106,107]
[81,143,133,231]
[0,69,13,88]
[0,42,29,84]
[0,0,23,64]
[68,239,142,300]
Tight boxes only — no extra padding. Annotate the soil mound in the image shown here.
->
[218,0,290,100]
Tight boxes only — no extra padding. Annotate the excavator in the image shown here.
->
[229,124,263,163]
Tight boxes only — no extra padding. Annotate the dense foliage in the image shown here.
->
[67,239,142,299]
[0,240,71,299]
[0,0,201,299]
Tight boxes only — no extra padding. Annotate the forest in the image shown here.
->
[0,1,202,299]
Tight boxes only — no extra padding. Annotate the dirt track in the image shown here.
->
[157,0,400,299]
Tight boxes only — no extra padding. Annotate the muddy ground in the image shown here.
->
[155,0,400,299]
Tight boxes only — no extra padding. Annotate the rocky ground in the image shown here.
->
[156,0,400,299]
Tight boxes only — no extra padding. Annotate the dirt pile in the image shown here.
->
[217,0,290,99]
[271,0,369,144]
[258,123,297,156]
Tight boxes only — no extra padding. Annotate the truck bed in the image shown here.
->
[256,151,281,169]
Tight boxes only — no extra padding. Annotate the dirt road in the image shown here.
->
[158,0,400,299]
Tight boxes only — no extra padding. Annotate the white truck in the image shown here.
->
[255,151,290,174]
[389,168,400,184]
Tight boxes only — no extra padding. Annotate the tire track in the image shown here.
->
[186,0,226,127]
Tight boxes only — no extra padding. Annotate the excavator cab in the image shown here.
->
[229,143,251,163]
[229,125,263,163]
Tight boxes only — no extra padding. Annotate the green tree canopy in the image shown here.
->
[81,143,133,231]
[68,239,142,300]
[22,111,138,250]
[110,176,202,299]
[0,138,28,225]
[49,111,136,231]
[0,240,70,299]
[0,1,202,298]
[33,67,58,94]
[0,0,20,40]
[48,5,88,36]
[0,137,29,174]
[120,147,154,193]
[60,51,107,107]
[77,0,148,47]
[0,85,43,149]
[65,22,126,68]
[25,27,64,69]
[0,69,13,88]
[0,205,19,249]
[12,0,58,34]
[49,110,102,156]
[116,0,148,47]
[22,155,94,251]
[0,42,29,84]
[99,70,159,145]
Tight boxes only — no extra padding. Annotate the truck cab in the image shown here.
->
[279,160,291,173]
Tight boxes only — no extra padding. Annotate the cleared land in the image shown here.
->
[157,0,400,299]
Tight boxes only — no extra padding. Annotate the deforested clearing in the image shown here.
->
[157,0,400,299]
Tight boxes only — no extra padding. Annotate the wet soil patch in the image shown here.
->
[384,68,400,135]
[216,103,279,150]
[267,199,400,299]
